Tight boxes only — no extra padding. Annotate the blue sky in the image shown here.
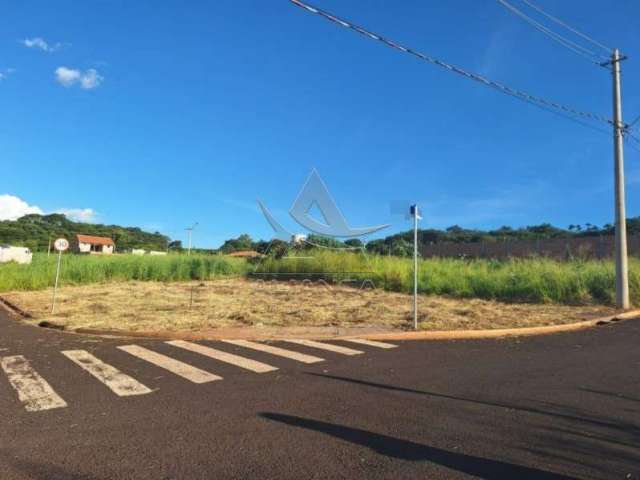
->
[2,0,640,248]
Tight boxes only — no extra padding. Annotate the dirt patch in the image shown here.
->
[2,278,616,332]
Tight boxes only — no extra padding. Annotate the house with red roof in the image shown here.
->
[74,234,115,255]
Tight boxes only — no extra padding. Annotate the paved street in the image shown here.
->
[1,310,638,479]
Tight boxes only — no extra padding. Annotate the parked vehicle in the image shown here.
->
[0,245,33,264]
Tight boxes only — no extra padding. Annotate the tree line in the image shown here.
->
[0,214,169,252]
[5,214,639,258]
[218,218,640,257]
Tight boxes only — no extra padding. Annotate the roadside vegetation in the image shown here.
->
[1,249,638,306]
[0,213,171,252]
[252,249,640,305]
[0,253,247,292]
[4,279,614,332]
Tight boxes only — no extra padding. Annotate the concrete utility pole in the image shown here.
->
[186,222,198,256]
[611,48,629,309]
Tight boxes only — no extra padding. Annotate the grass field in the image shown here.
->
[3,279,615,332]
[254,250,640,305]
[0,253,247,292]
[0,250,638,306]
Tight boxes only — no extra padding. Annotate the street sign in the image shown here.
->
[51,238,68,314]
[54,238,69,252]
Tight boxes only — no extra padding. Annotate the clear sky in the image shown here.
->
[2,0,640,248]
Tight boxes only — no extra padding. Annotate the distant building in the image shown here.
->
[74,234,115,255]
[0,245,32,264]
[131,249,146,255]
[227,250,263,258]
[291,234,307,245]
[149,251,167,256]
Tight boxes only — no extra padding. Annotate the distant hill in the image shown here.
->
[364,219,640,256]
[0,214,170,252]
[218,218,640,257]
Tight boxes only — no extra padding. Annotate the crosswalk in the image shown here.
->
[282,339,365,356]
[0,355,67,412]
[62,350,153,397]
[0,338,397,412]
[118,344,222,384]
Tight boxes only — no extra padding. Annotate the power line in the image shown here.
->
[521,0,612,53]
[289,0,613,128]
[497,0,608,66]
[626,131,640,154]
[627,113,640,131]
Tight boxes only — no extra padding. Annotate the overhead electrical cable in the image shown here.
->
[496,0,608,66]
[288,0,613,129]
[520,0,612,53]
[627,114,640,132]
[626,132,640,153]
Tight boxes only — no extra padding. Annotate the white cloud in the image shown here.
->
[55,66,81,86]
[0,195,98,223]
[55,208,97,223]
[79,69,103,89]
[22,37,62,52]
[0,195,43,221]
[0,68,15,82]
[55,66,103,90]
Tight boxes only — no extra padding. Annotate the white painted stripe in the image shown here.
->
[222,340,324,364]
[117,345,222,384]
[62,350,152,396]
[342,339,397,349]
[166,341,278,373]
[0,355,67,412]
[283,339,364,356]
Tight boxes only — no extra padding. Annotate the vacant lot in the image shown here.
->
[1,252,638,306]
[3,278,615,332]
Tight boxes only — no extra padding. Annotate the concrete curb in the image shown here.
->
[3,293,638,342]
[56,309,640,341]
[353,310,640,341]
[0,296,33,319]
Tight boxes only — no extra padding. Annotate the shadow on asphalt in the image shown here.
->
[260,413,577,479]
[307,373,638,432]
[0,450,105,480]
[579,387,640,404]
[306,373,640,478]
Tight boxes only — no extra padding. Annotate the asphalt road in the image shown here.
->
[0,310,638,479]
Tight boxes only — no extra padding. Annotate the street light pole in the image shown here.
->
[186,222,198,256]
[611,48,629,309]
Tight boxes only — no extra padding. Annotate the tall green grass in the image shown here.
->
[1,251,637,305]
[0,253,248,292]
[253,249,640,305]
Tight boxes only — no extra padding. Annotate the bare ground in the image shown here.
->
[2,278,616,332]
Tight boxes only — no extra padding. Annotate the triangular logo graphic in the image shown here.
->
[288,169,388,237]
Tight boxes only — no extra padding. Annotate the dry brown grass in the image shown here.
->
[2,278,615,332]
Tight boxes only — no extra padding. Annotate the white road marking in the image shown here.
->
[117,345,222,384]
[222,340,324,364]
[283,339,364,356]
[0,355,67,412]
[61,350,152,396]
[342,339,398,349]
[166,340,278,373]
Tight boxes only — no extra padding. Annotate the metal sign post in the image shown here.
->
[51,238,69,314]
[410,204,422,330]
